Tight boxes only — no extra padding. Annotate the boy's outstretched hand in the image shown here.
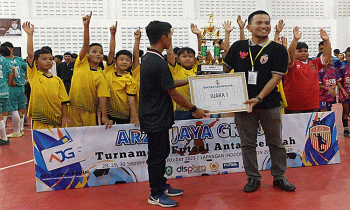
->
[22,21,34,35]
[190,23,201,36]
[237,15,247,29]
[223,21,234,33]
[293,26,302,40]
[320,29,329,41]
[110,21,117,35]
[134,27,141,39]
[83,11,92,26]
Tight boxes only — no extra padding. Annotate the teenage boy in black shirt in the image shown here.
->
[140,21,208,208]
[223,10,296,193]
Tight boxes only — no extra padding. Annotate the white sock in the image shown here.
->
[0,120,7,140]
[12,111,20,134]
[20,117,24,132]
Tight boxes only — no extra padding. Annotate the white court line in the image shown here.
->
[0,159,34,171]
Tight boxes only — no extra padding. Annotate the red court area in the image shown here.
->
[1,104,350,210]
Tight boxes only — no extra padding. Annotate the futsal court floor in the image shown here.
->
[1,103,349,210]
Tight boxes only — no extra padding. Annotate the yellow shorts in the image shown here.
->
[68,105,96,127]
[32,120,59,130]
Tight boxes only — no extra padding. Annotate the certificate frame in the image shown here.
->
[188,73,249,113]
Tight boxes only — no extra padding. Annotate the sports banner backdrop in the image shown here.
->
[33,111,339,192]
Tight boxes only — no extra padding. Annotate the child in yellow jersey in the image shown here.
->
[22,22,70,130]
[105,22,139,125]
[166,45,200,120]
[69,12,112,129]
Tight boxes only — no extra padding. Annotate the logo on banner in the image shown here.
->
[209,162,219,172]
[165,166,173,176]
[223,162,239,169]
[41,141,85,171]
[309,125,332,154]
[176,165,206,174]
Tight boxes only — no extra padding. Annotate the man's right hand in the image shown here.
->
[192,108,210,119]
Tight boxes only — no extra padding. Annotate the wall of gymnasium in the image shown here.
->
[0,0,349,58]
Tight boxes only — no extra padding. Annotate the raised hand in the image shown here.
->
[293,26,302,40]
[110,21,117,35]
[237,15,247,29]
[222,21,234,33]
[134,27,141,39]
[83,11,92,26]
[320,29,329,41]
[280,36,288,49]
[22,21,34,35]
[275,20,285,33]
[190,23,202,35]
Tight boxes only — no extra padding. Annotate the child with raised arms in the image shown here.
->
[22,22,70,131]
[105,22,139,125]
[68,12,112,128]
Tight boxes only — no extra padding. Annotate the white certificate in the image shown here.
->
[188,73,249,113]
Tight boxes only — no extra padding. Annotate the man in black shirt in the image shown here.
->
[140,21,208,208]
[223,10,296,193]
[57,52,74,94]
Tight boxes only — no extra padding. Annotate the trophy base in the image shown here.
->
[197,64,224,75]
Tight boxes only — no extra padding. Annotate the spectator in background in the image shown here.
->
[57,52,74,94]
[54,55,63,65]
[71,53,78,62]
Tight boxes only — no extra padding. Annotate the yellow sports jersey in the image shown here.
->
[104,64,137,119]
[131,65,140,113]
[27,62,69,126]
[69,54,111,113]
[169,61,199,111]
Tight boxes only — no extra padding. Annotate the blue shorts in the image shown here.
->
[319,101,332,111]
[0,98,9,113]
[8,86,26,111]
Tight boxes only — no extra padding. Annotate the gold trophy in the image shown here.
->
[199,13,223,73]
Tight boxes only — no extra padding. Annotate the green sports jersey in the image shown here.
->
[10,57,27,86]
[0,56,12,98]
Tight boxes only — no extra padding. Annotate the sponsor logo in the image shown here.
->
[310,64,316,70]
[239,51,248,59]
[216,80,220,85]
[260,54,268,64]
[223,162,239,169]
[41,141,84,171]
[176,165,206,174]
[309,125,331,154]
[165,166,173,176]
[209,162,219,172]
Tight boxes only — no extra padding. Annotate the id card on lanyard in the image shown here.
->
[248,39,270,85]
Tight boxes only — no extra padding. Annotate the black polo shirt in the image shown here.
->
[139,49,176,133]
[223,40,288,109]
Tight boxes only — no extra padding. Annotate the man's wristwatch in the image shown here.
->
[189,105,197,112]
[255,96,263,104]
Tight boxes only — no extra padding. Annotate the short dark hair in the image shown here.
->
[177,47,196,57]
[54,55,63,60]
[1,41,13,49]
[115,50,132,60]
[296,42,308,50]
[0,47,11,57]
[63,52,72,56]
[71,53,78,58]
[248,10,270,25]
[318,41,324,47]
[139,50,144,57]
[88,43,103,52]
[345,47,350,55]
[41,46,52,54]
[34,49,52,60]
[146,21,172,45]
[173,47,180,55]
[334,49,340,54]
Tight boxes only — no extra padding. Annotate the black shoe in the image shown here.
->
[273,179,296,191]
[244,178,261,192]
[344,130,350,137]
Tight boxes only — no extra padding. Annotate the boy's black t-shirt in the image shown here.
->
[223,40,288,109]
[139,50,176,133]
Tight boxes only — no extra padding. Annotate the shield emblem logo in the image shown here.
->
[309,125,332,154]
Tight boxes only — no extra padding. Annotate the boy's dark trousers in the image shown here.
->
[146,129,170,196]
